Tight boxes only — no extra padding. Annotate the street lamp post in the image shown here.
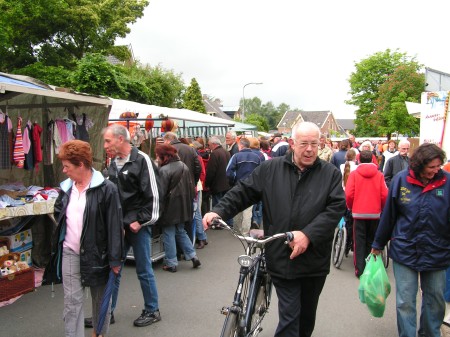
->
[242,82,263,122]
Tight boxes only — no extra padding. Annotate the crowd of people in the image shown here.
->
[44,123,450,337]
[320,133,450,337]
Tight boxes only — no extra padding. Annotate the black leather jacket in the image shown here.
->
[43,170,124,287]
[158,159,195,227]
[108,146,162,227]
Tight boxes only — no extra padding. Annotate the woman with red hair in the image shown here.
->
[155,144,201,272]
[44,140,124,337]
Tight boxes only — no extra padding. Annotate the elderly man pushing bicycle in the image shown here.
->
[203,121,345,337]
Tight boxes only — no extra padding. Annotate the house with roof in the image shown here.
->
[221,106,241,120]
[277,110,345,137]
[335,119,355,134]
[202,95,233,120]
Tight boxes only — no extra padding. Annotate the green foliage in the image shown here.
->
[374,65,424,137]
[244,113,270,132]
[13,62,74,88]
[10,53,186,108]
[108,45,133,62]
[183,78,206,113]
[240,97,291,130]
[116,63,185,107]
[0,0,149,71]
[346,49,422,136]
[71,53,125,97]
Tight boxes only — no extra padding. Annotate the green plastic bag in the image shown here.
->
[358,253,391,317]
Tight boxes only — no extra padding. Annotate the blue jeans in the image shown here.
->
[194,191,207,241]
[163,223,196,267]
[393,261,445,337]
[252,201,263,226]
[111,226,159,313]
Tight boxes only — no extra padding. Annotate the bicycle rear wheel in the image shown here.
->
[332,226,347,268]
[220,311,239,337]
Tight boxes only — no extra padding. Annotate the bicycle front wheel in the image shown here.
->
[220,311,239,337]
[332,226,347,268]
[247,274,271,336]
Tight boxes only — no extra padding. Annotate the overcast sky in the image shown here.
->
[117,0,450,119]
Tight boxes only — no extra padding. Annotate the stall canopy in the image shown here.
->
[228,121,258,132]
[0,73,112,187]
[109,98,235,137]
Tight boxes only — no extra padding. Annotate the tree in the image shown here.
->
[346,49,422,136]
[240,97,292,130]
[183,78,206,113]
[0,0,149,71]
[244,113,270,132]
[13,62,74,88]
[373,64,424,137]
[71,53,125,97]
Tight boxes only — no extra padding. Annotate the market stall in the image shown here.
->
[109,98,235,139]
[0,72,112,187]
[0,72,112,303]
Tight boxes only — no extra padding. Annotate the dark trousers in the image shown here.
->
[272,275,327,337]
[201,190,211,216]
[353,218,379,277]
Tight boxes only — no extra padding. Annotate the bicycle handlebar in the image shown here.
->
[211,217,293,245]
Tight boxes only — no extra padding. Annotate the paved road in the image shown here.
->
[0,229,398,337]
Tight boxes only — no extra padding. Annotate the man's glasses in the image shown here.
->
[295,141,319,149]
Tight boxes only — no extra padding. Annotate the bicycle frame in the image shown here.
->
[222,239,269,336]
[214,218,292,337]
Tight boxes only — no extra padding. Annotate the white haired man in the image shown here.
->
[383,139,410,188]
[203,122,345,336]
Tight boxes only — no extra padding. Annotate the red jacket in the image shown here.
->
[345,163,388,219]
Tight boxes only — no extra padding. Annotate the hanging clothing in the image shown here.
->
[44,120,55,165]
[22,121,31,154]
[23,123,34,171]
[13,117,25,168]
[54,119,66,154]
[33,122,43,169]
[64,119,76,142]
[0,114,12,169]
[72,113,90,142]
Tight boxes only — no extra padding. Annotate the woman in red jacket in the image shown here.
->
[345,150,388,278]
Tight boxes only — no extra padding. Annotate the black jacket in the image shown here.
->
[158,159,195,226]
[229,142,239,157]
[43,170,124,287]
[205,145,231,194]
[212,154,345,279]
[108,146,162,226]
[171,140,201,185]
[383,154,409,188]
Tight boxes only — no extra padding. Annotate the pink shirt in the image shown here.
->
[63,184,88,254]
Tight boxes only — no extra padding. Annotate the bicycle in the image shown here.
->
[211,218,293,337]
[332,216,389,269]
